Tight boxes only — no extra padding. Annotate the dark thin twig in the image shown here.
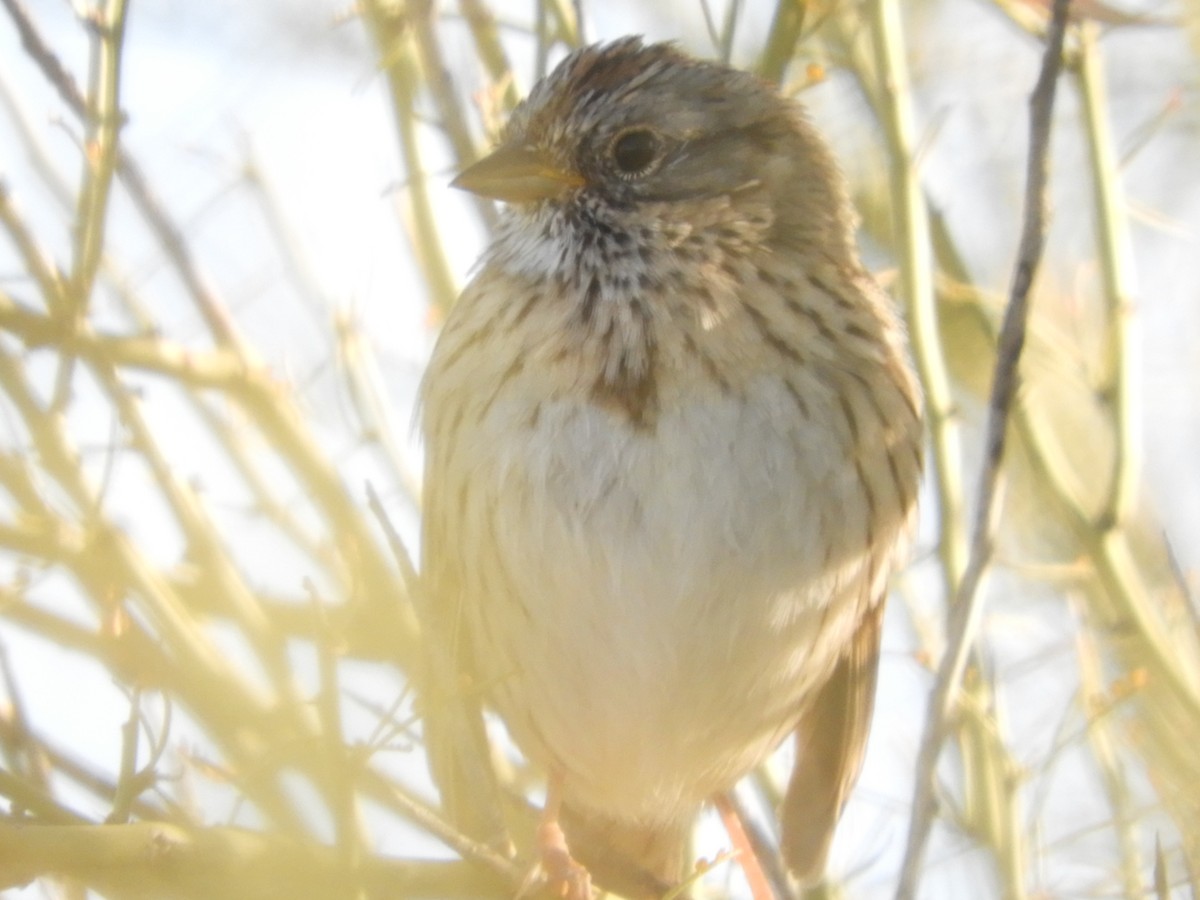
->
[0,0,83,112]
[894,1,1073,896]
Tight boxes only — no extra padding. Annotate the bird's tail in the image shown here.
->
[561,805,692,899]
[781,602,885,884]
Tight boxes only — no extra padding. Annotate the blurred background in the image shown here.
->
[0,0,1197,897]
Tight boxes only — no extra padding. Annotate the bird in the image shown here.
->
[418,36,923,897]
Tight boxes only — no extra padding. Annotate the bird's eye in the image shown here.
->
[610,128,662,176]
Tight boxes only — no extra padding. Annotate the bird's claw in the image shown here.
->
[525,818,592,900]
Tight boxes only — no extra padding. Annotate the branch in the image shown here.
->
[894,1,1073,896]
[67,0,130,314]
[0,820,507,899]
[1076,21,1139,529]
[359,0,459,314]
[866,0,967,598]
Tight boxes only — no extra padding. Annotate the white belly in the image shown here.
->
[458,372,876,824]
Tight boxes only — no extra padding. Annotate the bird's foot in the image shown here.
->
[524,817,592,900]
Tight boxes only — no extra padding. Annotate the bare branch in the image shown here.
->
[895,2,1073,895]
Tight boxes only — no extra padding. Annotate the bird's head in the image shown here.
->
[452,37,854,259]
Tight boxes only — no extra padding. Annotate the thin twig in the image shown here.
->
[1072,604,1145,896]
[457,0,520,113]
[865,0,967,600]
[305,578,369,885]
[718,0,742,64]
[721,787,794,900]
[0,768,91,825]
[894,2,1072,896]
[534,0,551,80]
[0,641,50,793]
[0,179,68,310]
[361,766,525,887]
[106,686,142,824]
[409,3,498,230]
[0,0,82,112]
[0,343,307,831]
[2,0,246,349]
[545,0,581,49]
[360,0,460,314]
[67,0,129,315]
[572,0,586,43]
[697,0,722,55]
[756,0,807,83]
[100,690,172,826]
[854,15,1028,879]
[365,482,421,597]
[1075,21,1140,530]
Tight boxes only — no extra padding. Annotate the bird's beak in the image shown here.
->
[451,145,586,203]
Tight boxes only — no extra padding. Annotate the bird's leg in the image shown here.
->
[714,792,775,900]
[533,772,593,900]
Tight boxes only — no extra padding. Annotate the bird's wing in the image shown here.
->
[780,599,885,884]
[416,407,508,846]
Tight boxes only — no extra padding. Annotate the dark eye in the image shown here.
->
[610,128,661,176]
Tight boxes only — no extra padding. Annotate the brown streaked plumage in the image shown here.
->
[419,37,923,896]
